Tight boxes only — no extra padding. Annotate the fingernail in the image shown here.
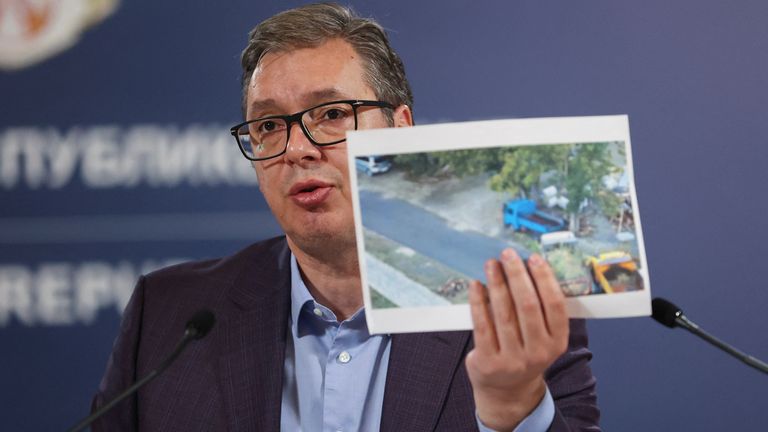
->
[502,248,518,260]
[484,260,495,273]
[470,281,484,295]
[528,253,544,267]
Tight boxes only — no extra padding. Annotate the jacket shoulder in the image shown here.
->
[141,236,288,293]
[133,235,290,325]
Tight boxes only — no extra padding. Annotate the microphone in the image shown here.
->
[651,298,768,375]
[67,309,216,432]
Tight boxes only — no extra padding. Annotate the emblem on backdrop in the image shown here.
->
[0,0,118,71]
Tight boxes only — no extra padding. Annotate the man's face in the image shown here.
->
[246,38,411,251]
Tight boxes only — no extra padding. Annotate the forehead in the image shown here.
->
[246,38,375,115]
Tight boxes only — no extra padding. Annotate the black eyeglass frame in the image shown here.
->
[229,99,394,161]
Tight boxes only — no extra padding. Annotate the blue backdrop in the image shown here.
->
[1,1,766,430]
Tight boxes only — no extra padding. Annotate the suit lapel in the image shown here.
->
[217,239,292,432]
[380,331,471,432]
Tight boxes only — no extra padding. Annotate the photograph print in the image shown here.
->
[348,116,651,333]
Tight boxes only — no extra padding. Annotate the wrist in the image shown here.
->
[475,378,547,432]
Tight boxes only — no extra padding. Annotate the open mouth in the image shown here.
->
[289,180,332,196]
[289,180,333,207]
[298,184,321,193]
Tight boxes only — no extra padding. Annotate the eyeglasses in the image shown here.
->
[230,99,394,161]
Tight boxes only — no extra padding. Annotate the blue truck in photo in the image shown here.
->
[503,198,566,234]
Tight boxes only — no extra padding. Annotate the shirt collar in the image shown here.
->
[289,253,314,331]
[289,253,368,336]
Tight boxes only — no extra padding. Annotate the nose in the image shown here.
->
[284,121,322,165]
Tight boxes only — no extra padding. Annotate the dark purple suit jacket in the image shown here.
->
[92,236,600,431]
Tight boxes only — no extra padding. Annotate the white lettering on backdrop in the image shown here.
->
[0,259,186,327]
[0,125,258,189]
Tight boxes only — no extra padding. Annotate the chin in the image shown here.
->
[289,214,356,247]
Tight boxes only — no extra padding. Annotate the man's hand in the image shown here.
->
[466,248,569,431]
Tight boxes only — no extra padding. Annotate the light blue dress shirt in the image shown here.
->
[280,254,555,431]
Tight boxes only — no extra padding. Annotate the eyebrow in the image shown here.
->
[248,88,352,118]
[248,99,279,118]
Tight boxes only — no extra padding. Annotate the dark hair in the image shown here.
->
[240,3,413,124]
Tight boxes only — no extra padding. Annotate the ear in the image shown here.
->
[392,104,414,127]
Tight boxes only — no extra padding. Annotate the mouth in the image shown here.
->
[289,179,334,208]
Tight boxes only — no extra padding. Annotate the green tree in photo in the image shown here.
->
[393,152,441,178]
[489,146,568,198]
[395,147,506,179]
[434,148,506,177]
[558,143,617,231]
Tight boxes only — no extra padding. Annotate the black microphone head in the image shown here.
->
[186,309,216,339]
[651,297,682,328]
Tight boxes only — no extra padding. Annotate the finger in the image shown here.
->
[468,279,499,355]
[527,253,569,344]
[499,249,548,347]
[484,258,522,352]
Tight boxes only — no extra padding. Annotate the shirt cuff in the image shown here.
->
[475,386,555,432]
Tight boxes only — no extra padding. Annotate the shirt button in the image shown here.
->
[313,307,323,317]
[337,351,351,363]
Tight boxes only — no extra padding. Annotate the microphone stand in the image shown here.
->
[67,310,214,432]
[673,314,768,375]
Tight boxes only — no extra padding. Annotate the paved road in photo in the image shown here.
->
[359,190,530,282]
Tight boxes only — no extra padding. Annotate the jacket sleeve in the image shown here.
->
[546,319,601,431]
[89,275,147,432]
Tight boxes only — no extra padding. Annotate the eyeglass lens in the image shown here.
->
[237,102,357,159]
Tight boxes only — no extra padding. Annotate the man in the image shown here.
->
[93,3,599,431]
